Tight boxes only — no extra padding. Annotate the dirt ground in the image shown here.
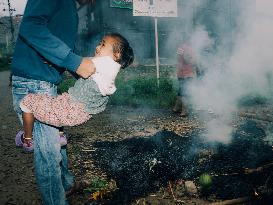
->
[0,70,203,205]
[1,70,273,205]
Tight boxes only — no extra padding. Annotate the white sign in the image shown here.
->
[133,0,177,17]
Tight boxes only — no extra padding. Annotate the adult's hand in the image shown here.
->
[76,57,96,78]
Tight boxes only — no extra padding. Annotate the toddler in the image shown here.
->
[15,33,134,152]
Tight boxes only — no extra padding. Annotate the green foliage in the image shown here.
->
[57,76,76,94]
[110,76,176,108]
[84,177,108,193]
[199,173,213,188]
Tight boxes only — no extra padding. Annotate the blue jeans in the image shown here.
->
[12,75,74,205]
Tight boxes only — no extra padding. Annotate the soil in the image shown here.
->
[1,70,273,205]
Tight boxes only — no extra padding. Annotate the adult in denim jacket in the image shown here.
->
[11,0,95,204]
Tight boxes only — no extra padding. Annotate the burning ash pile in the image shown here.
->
[90,119,273,203]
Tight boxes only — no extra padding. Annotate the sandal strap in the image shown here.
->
[24,137,32,140]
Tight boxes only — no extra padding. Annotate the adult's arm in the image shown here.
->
[19,0,95,78]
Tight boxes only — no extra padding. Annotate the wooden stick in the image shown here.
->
[168,181,185,203]
[207,197,252,205]
[209,162,273,178]
[244,162,273,174]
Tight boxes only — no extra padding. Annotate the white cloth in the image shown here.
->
[91,56,121,96]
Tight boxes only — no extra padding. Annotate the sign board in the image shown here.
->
[133,0,177,17]
[110,0,133,9]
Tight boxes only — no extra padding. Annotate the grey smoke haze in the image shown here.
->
[185,0,273,143]
[114,0,273,144]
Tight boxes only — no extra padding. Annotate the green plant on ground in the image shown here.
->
[84,177,108,193]
[57,76,76,94]
[109,76,177,108]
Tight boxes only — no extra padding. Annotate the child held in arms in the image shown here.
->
[15,33,134,152]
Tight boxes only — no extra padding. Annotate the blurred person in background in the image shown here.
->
[173,36,199,117]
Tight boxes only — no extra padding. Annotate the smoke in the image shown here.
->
[185,0,273,143]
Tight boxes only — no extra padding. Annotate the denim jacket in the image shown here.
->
[11,0,82,85]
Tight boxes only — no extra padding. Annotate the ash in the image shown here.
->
[91,120,273,203]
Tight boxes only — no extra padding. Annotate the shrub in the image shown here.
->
[57,75,76,94]
[110,76,176,108]
[57,66,177,109]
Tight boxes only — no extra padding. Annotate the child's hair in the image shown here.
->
[105,33,134,69]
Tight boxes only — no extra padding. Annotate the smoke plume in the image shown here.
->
[186,0,273,143]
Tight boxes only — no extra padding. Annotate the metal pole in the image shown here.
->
[6,33,9,48]
[7,0,14,42]
[154,17,159,87]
